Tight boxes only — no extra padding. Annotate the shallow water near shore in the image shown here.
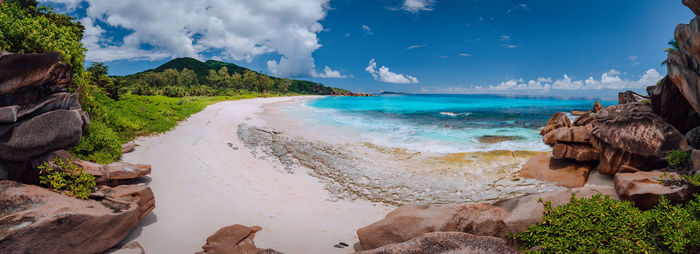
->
[277,94,615,153]
[252,94,614,204]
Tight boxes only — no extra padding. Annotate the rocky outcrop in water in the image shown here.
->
[355,232,518,254]
[356,186,615,251]
[533,102,689,177]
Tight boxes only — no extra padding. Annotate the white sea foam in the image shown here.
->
[281,100,550,154]
[438,111,472,117]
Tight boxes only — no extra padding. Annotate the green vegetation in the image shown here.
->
[121,57,354,97]
[666,148,694,175]
[666,149,692,167]
[69,88,277,163]
[516,194,700,253]
[0,0,85,75]
[1,1,356,164]
[662,39,680,66]
[37,158,96,199]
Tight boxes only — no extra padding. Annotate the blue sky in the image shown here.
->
[42,0,692,98]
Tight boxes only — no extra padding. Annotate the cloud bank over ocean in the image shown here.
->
[423,68,662,98]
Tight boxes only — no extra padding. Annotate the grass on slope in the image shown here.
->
[69,92,281,163]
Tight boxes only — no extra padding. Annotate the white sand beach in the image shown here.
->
[120,96,395,254]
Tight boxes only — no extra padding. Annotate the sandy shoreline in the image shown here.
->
[120,96,395,253]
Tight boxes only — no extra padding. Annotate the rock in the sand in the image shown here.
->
[618,90,648,105]
[687,127,700,149]
[667,14,700,116]
[104,241,145,254]
[685,0,700,15]
[0,109,85,161]
[94,162,151,185]
[614,171,690,210]
[570,110,588,116]
[647,77,700,134]
[593,101,603,113]
[29,150,151,185]
[540,112,571,136]
[258,249,284,254]
[355,232,518,254]
[0,181,155,254]
[519,153,592,188]
[493,185,616,235]
[357,186,616,250]
[590,102,689,175]
[572,112,595,127]
[476,135,520,143]
[0,105,17,123]
[552,143,600,162]
[552,125,592,144]
[14,92,81,122]
[0,52,72,106]
[0,165,7,180]
[196,224,264,254]
[693,150,700,174]
[357,203,510,251]
[122,143,136,154]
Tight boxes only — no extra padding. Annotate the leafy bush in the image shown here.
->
[37,158,96,199]
[69,120,122,164]
[666,149,694,175]
[667,149,692,166]
[662,173,700,196]
[0,0,86,75]
[516,194,700,253]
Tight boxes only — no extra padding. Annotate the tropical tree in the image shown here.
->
[277,79,291,93]
[86,62,121,99]
[179,68,198,87]
[662,39,680,66]
[258,75,274,93]
[242,70,259,91]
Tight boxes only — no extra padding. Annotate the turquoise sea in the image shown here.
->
[283,94,615,153]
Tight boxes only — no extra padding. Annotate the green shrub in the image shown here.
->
[666,149,694,175]
[69,120,122,164]
[516,194,700,253]
[662,173,700,196]
[37,158,96,199]
[666,149,691,166]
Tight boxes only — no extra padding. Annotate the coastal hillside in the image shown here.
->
[121,57,357,96]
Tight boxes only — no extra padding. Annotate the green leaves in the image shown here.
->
[517,194,700,253]
[38,158,96,199]
[666,149,691,167]
[0,0,86,75]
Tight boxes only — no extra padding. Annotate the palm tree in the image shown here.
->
[662,39,679,66]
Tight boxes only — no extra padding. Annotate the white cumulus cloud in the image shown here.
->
[41,0,342,78]
[312,66,346,78]
[365,58,418,84]
[482,68,662,91]
[400,0,435,13]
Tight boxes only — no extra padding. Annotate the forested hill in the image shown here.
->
[121,57,358,96]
